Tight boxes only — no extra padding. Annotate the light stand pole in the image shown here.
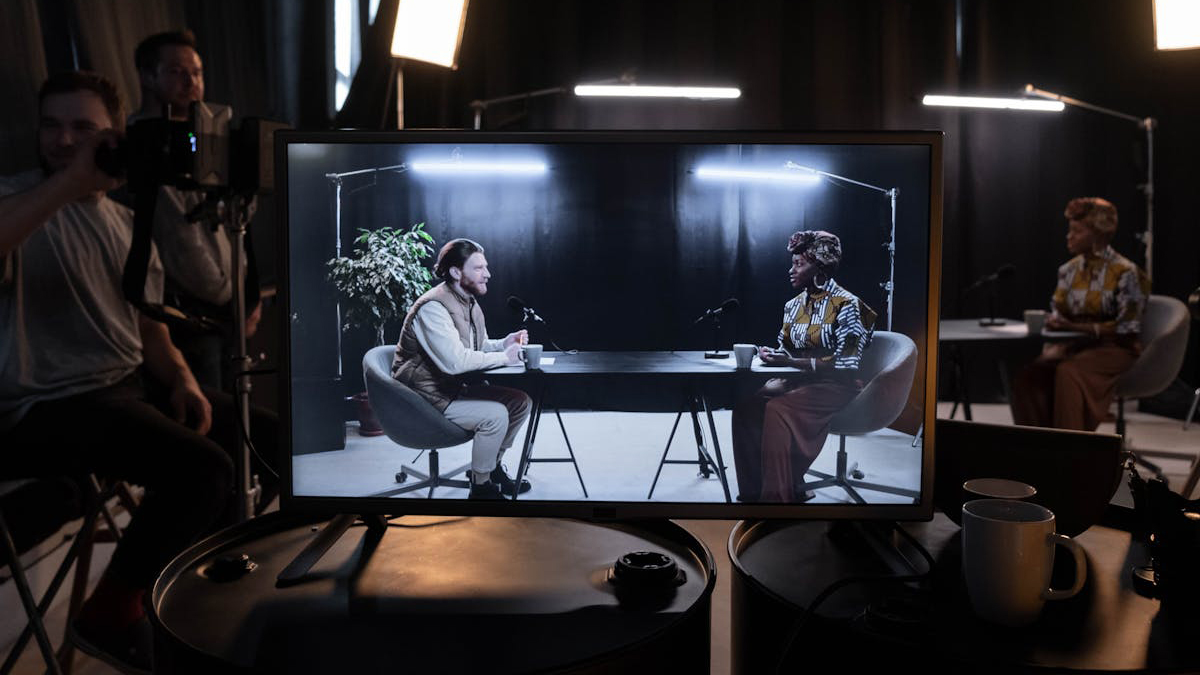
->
[325,164,410,378]
[226,195,261,522]
[785,162,899,331]
[468,87,568,130]
[1022,84,1157,281]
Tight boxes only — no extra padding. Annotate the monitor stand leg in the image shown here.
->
[276,514,387,586]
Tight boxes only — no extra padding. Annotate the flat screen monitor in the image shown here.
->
[278,130,942,520]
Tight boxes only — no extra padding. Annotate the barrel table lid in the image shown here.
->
[152,512,713,672]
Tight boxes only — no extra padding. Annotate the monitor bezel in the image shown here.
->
[276,129,942,521]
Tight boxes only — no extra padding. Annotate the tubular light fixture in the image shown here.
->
[694,165,821,184]
[1154,0,1200,50]
[574,84,740,99]
[410,160,548,175]
[921,94,1064,112]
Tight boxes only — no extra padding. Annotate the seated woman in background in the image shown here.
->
[732,230,876,502]
[1010,197,1150,431]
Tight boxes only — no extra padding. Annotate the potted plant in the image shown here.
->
[327,222,436,435]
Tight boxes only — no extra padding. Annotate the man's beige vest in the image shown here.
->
[391,282,489,411]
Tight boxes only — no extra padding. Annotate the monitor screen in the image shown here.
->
[278,130,942,519]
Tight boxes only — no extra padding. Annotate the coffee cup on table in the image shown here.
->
[520,343,543,369]
[733,343,756,369]
[1024,309,1047,335]
[962,499,1086,626]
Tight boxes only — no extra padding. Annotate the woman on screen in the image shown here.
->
[732,230,877,502]
[1010,197,1150,431]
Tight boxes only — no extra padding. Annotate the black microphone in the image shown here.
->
[693,298,740,324]
[963,263,1016,295]
[507,295,545,324]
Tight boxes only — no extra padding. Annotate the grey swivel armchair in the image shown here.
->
[362,346,473,498]
[1115,295,1193,489]
[800,331,919,503]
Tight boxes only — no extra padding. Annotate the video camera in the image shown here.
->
[96,102,286,196]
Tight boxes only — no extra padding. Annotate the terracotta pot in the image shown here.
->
[350,392,384,436]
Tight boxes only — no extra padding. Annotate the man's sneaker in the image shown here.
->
[68,616,153,675]
[468,480,505,500]
[466,465,532,497]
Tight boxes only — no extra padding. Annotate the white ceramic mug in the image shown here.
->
[962,499,1086,626]
[1024,309,1047,335]
[520,343,544,369]
[733,343,756,369]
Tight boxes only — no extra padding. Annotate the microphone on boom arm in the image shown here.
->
[694,298,739,358]
[962,263,1016,327]
[507,296,546,324]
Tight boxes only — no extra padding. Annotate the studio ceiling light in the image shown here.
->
[694,166,821,184]
[921,94,1064,112]
[574,85,741,99]
[410,160,548,176]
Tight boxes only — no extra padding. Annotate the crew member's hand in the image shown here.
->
[504,341,522,365]
[245,300,263,338]
[170,375,212,435]
[64,129,124,197]
[504,329,528,347]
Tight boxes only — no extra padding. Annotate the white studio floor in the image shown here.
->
[292,409,923,505]
[6,401,1199,675]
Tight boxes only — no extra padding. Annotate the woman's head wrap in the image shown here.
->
[787,230,842,275]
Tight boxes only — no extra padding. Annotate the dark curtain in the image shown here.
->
[0,0,48,173]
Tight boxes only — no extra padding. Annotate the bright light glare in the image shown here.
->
[390,0,468,67]
[1155,0,1200,49]
[695,166,822,184]
[922,94,1065,112]
[574,85,741,99]
[410,161,547,176]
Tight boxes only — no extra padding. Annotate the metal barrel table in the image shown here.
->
[151,512,714,674]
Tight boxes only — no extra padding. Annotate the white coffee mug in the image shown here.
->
[962,499,1086,626]
[1024,309,1047,335]
[733,343,756,369]
[521,343,544,369]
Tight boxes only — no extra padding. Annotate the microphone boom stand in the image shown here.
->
[704,316,727,359]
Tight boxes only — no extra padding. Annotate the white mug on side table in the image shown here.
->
[1024,309,1047,335]
[520,344,544,370]
[962,499,1087,627]
[733,343,756,369]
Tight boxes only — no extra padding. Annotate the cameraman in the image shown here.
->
[0,71,272,673]
[130,29,262,390]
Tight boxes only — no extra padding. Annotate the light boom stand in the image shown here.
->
[785,162,898,331]
[1022,85,1156,281]
[325,164,410,378]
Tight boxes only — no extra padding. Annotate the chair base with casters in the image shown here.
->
[369,449,472,499]
[800,435,919,504]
